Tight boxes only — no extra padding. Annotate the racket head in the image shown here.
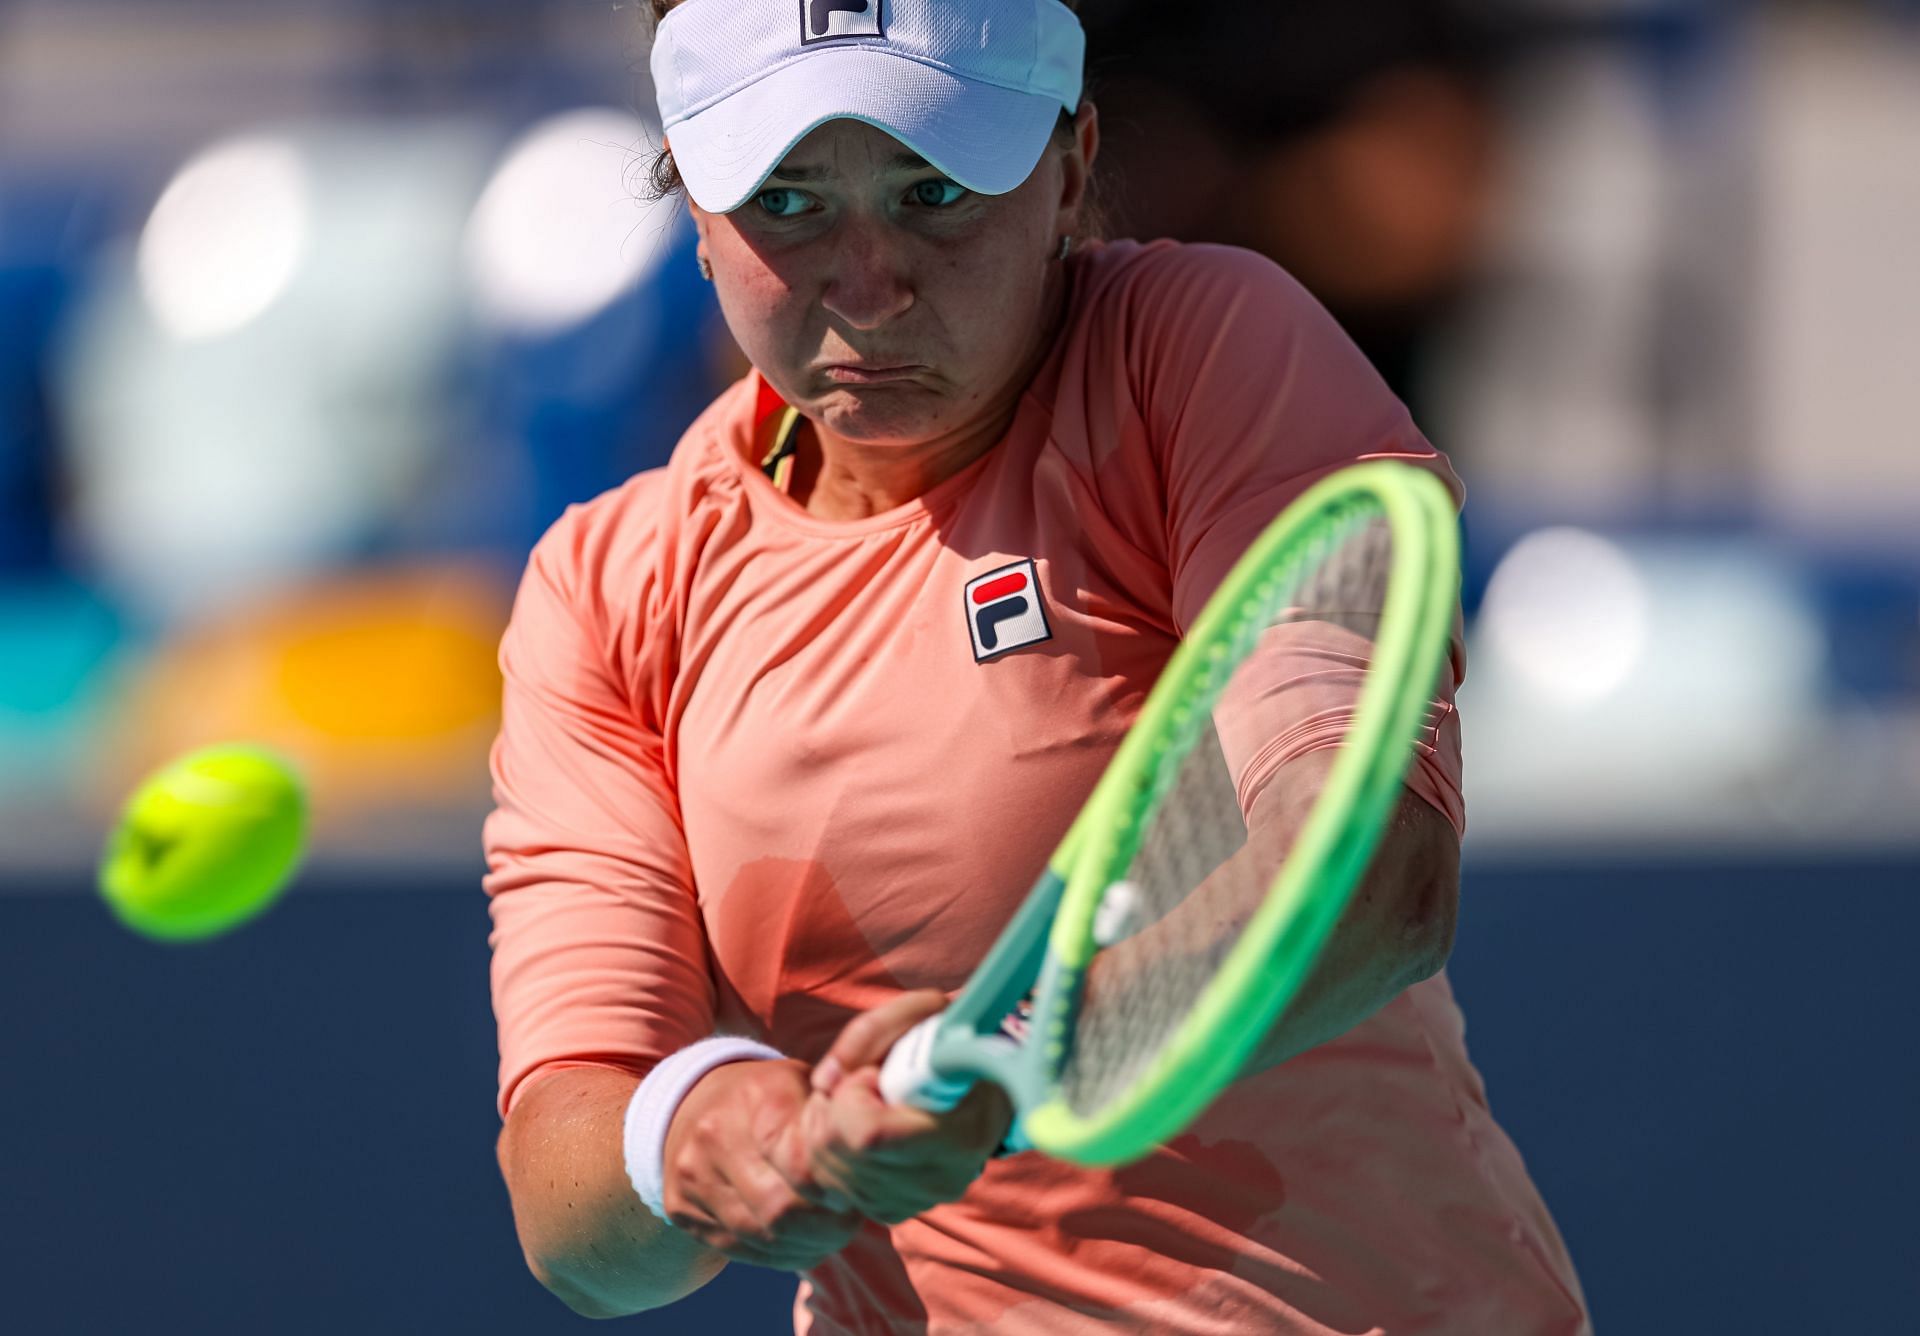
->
[1018,461,1460,1165]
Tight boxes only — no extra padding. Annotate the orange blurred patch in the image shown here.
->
[95,561,510,837]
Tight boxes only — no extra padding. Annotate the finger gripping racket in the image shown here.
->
[878,461,1460,1167]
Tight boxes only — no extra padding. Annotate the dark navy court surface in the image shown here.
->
[1,853,1913,1333]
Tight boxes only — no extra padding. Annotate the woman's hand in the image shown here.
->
[660,1057,863,1270]
[802,991,1014,1226]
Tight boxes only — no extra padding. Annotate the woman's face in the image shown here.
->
[688,111,1095,449]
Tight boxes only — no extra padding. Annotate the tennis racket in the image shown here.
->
[877,460,1460,1167]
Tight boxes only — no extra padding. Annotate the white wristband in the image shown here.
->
[622,1036,786,1224]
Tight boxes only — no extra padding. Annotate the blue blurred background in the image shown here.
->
[2,0,1916,1331]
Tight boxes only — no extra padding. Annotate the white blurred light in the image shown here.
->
[138,136,310,341]
[61,119,491,623]
[1481,526,1649,704]
[466,108,677,335]
[1461,534,1830,847]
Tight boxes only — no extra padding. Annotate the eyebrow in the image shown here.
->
[766,151,934,182]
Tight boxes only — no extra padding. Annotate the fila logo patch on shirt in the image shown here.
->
[966,559,1053,662]
[802,0,883,44]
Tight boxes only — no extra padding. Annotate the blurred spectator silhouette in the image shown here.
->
[1080,0,1504,411]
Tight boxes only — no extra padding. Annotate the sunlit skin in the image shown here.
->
[684,107,1099,520]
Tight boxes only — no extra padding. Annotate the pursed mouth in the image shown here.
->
[820,364,924,383]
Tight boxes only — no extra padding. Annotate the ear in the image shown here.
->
[1056,102,1100,230]
[1074,101,1101,176]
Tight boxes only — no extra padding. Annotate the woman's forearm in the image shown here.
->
[1085,750,1458,1081]
[497,1066,726,1317]
[1238,752,1460,1072]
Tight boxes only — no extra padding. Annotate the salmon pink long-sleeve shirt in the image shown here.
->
[484,239,1590,1334]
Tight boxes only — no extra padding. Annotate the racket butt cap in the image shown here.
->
[879,1015,972,1111]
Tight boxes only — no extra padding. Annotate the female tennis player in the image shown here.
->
[484,1,1590,1330]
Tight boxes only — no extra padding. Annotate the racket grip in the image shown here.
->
[879,1015,973,1111]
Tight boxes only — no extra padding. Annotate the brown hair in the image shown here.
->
[639,0,1106,239]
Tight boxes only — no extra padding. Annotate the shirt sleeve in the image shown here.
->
[1127,244,1466,834]
[482,501,716,1119]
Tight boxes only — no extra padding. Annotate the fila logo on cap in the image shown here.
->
[802,0,884,44]
[965,559,1052,662]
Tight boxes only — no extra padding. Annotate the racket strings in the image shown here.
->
[1059,513,1395,1121]
[1287,510,1392,640]
[1064,722,1248,1114]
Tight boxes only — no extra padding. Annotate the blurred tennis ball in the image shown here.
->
[98,744,308,942]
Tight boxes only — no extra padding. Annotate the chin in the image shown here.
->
[815,392,948,443]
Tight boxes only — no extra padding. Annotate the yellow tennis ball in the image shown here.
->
[99,744,308,942]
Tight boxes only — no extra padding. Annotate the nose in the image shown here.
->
[819,217,915,332]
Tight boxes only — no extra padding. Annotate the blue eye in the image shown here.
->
[754,187,812,218]
[911,179,968,208]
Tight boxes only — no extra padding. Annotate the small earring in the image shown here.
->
[697,253,713,281]
[1057,236,1072,261]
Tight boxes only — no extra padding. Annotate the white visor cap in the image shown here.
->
[652,0,1085,214]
